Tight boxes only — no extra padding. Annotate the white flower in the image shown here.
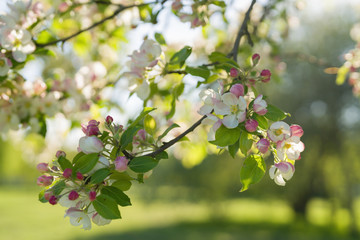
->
[198,89,221,115]
[214,92,246,129]
[277,136,305,161]
[0,56,12,76]
[64,208,92,230]
[253,95,267,115]
[78,136,104,154]
[267,121,291,143]
[92,212,112,226]
[202,114,222,141]
[269,162,295,186]
[0,27,35,62]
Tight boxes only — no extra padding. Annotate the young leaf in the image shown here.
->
[111,180,132,191]
[128,107,156,129]
[158,123,180,141]
[336,66,349,85]
[239,131,253,155]
[154,151,168,160]
[253,114,269,130]
[209,125,241,147]
[185,66,210,79]
[155,32,166,45]
[51,180,66,196]
[264,104,287,121]
[57,156,72,171]
[228,139,240,158]
[110,171,133,181]
[72,152,85,164]
[90,168,110,184]
[92,194,121,219]
[120,125,142,151]
[144,115,156,135]
[240,154,266,192]
[169,46,192,67]
[101,186,131,207]
[38,190,47,203]
[73,153,99,174]
[129,156,158,173]
[209,52,239,68]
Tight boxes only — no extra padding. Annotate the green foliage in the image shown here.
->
[101,186,131,207]
[228,139,240,158]
[169,46,192,67]
[240,154,266,192]
[129,156,158,173]
[57,156,72,171]
[209,125,241,147]
[264,104,287,121]
[239,131,253,156]
[92,194,121,219]
[73,153,99,174]
[185,66,211,79]
[157,123,180,141]
[90,168,110,184]
[155,32,166,45]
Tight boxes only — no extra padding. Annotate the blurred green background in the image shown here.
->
[2,0,360,240]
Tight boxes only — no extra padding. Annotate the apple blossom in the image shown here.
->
[245,119,258,132]
[198,88,221,115]
[36,163,48,173]
[268,121,291,143]
[260,69,271,83]
[253,95,268,115]
[0,56,12,76]
[256,138,270,154]
[64,208,91,230]
[37,175,53,186]
[201,114,222,141]
[49,196,58,205]
[56,150,66,158]
[214,92,247,129]
[229,84,244,98]
[78,136,103,154]
[277,136,305,161]
[290,124,304,138]
[269,162,295,186]
[114,156,129,172]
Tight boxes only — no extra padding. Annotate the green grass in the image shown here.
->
[0,187,358,240]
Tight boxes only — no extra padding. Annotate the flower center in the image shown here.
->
[77,217,83,223]
[284,143,292,149]
[274,128,283,136]
[230,104,238,114]
[0,59,5,67]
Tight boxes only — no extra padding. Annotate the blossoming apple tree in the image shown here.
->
[1,0,305,230]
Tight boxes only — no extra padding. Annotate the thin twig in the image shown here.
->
[35,2,158,47]
[228,0,256,61]
[144,115,207,158]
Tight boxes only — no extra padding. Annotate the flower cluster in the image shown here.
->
[0,0,43,75]
[123,39,163,100]
[199,53,305,187]
[36,116,159,230]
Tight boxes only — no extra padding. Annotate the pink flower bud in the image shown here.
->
[290,125,304,138]
[63,168,72,179]
[260,69,271,83]
[89,191,97,201]
[37,175,53,187]
[245,119,258,132]
[105,115,113,125]
[68,191,79,201]
[229,68,239,78]
[88,120,100,126]
[56,150,66,158]
[137,129,146,141]
[114,156,129,172]
[76,172,84,180]
[256,138,270,154]
[44,192,52,201]
[252,53,260,66]
[230,84,244,98]
[36,163,48,173]
[49,195,58,205]
[86,125,100,136]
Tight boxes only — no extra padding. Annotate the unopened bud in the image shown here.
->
[36,163,49,173]
[63,168,72,179]
[260,69,271,83]
[252,53,260,66]
[89,191,97,201]
[245,119,258,132]
[68,190,79,201]
[49,195,58,205]
[105,115,113,125]
[56,150,66,158]
[229,68,239,78]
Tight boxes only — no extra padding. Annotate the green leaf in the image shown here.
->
[185,66,210,79]
[253,114,269,130]
[101,186,131,207]
[240,154,266,192]
[336,66,349,85]
[209,52,239,68]
[38,190,47,203]
[158,123,180,141]
[209,125,241,147]
[51,180,66,196]
[228,139,240,158]
[110,171,133,181]
[120,125,142,151]
[155,32,166,45]
[73,153,99,174]
[99,131,110,142]
[129,156,158,173]
[264,104,287,121]
[144,115,156,135]
[111,180,132,191]
[90,168,110,184]
[92,194,121,219]
[35,30,57,44]
[211,0,226,7]
[166,83,184,120]
[72,152,85,164]
[169,46,192,67]
[239,131,253,155]
[57,156,72,171]
[128,107,156,129]
[154,151,168,160]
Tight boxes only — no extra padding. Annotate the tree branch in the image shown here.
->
[35,2,158,48]
[228,0,256,61]
[144,115,208,158]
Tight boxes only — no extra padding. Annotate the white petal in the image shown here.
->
[222,114,238,129]
[222,92,238,106]
[214,101,230,115]
[136,81,150,100]
[12,49,26,62]
[274,173,286,186]
[269,166,276,179]
[198,104,213,115]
